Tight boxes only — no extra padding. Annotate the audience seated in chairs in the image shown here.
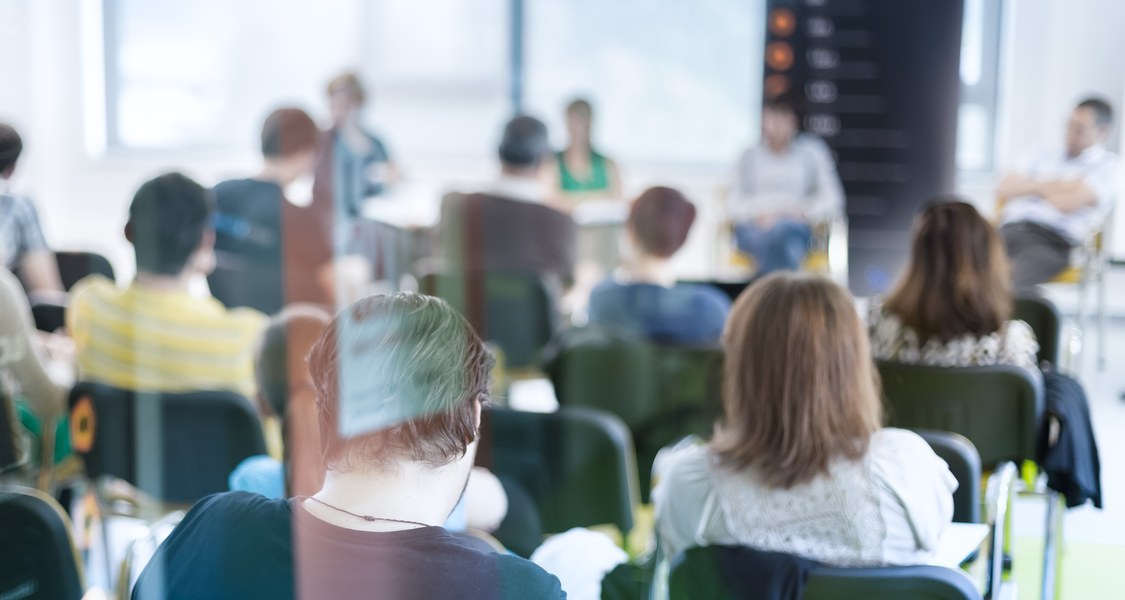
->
[654,273,956,564]
[588,186,730,344]
[870,198,1101,509]
[133,292,562,600]
[439,115,578,293]
[0,123,64,294]
[67,173,267,399]
[869,199,1040,375]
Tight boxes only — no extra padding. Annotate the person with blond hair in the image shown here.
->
[654,273,956,565]
[326,72,399,215]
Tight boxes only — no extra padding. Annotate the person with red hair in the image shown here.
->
[587,186,730,343]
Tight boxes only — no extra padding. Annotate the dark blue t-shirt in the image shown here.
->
[132,492,564,600]
[587,281,731,344]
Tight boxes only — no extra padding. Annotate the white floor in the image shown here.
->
[1012,267,1125,546]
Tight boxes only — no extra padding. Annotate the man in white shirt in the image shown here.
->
[728,95,845,275]
[997,97,1119,293]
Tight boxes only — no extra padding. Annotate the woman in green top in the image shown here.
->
[551,98,622,206]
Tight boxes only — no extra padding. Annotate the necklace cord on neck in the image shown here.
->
[296,496,431,529]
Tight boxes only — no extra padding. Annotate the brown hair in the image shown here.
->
[327,72,366,104]
[627,186,697,259]
[260,107,319,158]
[308,292,494,471]
[565,98,592,120]
[884,199,1012,341]
[713,273,882,489]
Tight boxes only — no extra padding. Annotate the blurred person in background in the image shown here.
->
[440,115,578,292]
[68,173,266,399]
[0,123,64,295]
[548,98,622,207]
[996,97,1119,294]
[326,72,400,218]
[588,186,730,344]
[727,94,844,275]
[211,108,335,314]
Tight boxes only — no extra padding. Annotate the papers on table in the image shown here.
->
[927,522,990,569]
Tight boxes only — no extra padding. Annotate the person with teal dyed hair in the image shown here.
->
[551,98,622,205]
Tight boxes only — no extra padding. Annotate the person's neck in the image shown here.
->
[257,161,295,187]
[500,164,540,181]
[766,138,791,154]
[621,254,676,287]
[133,270,193,293]
[564,140,591,158]
[308,459,467,532]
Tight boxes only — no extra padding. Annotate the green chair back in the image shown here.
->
[1012,296,1061,367]
[544,328,722,500]
[486,406,639,537]
[669,545,980,600]
[421,271,557,370]
[876,362,1043,468]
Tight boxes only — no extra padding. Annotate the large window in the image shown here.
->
[523,0,761,167]
[955,0,1004,172]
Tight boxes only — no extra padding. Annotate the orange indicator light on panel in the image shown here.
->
[769,8,797,36]
[766,41,794,71]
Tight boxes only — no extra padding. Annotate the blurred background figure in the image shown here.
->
[549,98,621,208]
[0,123,63,295]
[588,186,729,344]
[727,94,844,275]
[326,72,400,218]
[996,97,1118,294]
[211,107,329,314]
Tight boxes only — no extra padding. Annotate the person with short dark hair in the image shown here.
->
[997,96,1119,293]
[655,273,955,564]
[868,200,1039,374]
[133,292,564,600]
[727,94,844,274]
[587,186,730,343]
[211,107,326,314]
[67,173,266,397]
[0,123,63,293]
[549,98,622,205]
[440,115,578,290]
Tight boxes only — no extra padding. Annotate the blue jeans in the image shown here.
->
[733,219,813,275]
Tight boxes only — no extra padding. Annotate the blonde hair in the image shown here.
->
[326,72,366,104]
[713,273,882,489]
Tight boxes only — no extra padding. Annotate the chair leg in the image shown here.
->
[1041,490,1064,600]
[1096,263,1107,371]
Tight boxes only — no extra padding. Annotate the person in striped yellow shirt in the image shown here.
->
[67,173,267,399]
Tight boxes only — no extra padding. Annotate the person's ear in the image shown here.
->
[472,395,483,430]
[124,222,134,244]
[198,228,215,252]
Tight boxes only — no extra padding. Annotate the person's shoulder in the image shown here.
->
[68,274,116,304]
[223,305,270,333]
[868,428,947,475]
[494,553,567,599]
[680,283,732,311]
[184,491,292,531]
[795,133,832,152]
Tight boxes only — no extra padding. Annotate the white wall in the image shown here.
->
[980,0,1125,257]
[1,0,364,280]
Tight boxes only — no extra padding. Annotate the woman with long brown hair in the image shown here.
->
[654,273,955,565]
[869,199,1038,373]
